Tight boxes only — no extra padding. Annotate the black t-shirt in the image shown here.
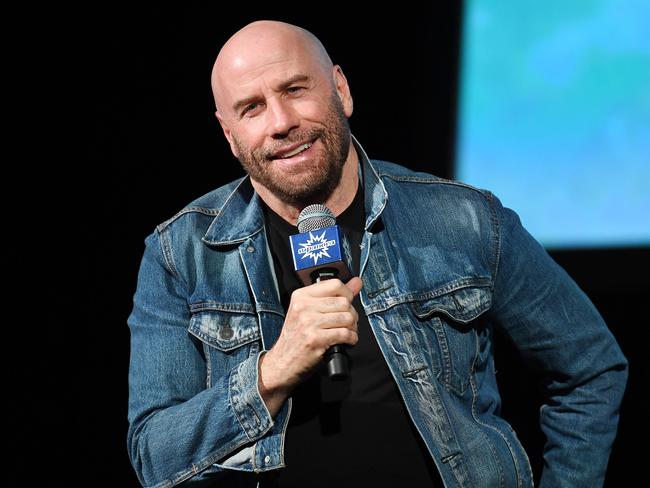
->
[262,182,440,487]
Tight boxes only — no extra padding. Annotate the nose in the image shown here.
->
[267,99,299,138]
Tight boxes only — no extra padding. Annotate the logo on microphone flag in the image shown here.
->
[290,225,343,271]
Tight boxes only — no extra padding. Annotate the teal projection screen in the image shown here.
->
[456,0,650,249]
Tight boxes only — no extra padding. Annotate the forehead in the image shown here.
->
[216,37,327,106]
[231,49,307,85]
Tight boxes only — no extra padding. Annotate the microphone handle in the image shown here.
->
[324,345,349,380]
[315,270,350,380]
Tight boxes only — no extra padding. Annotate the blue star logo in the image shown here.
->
[297,231,336,265]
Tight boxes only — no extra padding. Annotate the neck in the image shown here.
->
[252,143,359,225]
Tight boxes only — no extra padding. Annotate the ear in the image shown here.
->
[332,65,353,118]
[215,111,239,158]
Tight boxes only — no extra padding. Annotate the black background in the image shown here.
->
[56,4,648,486]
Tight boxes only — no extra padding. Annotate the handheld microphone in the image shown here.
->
[289,204,352,379]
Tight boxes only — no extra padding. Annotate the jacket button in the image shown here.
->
[219,325,234,340]
[246,245,255,253]
[264,455,271,464]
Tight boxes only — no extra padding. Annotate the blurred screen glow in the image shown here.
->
[456,0,650,249]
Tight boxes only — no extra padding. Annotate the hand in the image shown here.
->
[258,277,363,416]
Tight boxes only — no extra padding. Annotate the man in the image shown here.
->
[127,20,628,487]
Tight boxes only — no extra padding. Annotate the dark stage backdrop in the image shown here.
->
[70,4,646,486]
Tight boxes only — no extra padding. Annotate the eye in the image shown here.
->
[287,86,305,95]
[242,102,263,117]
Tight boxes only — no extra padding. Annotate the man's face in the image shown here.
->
[233,91,350,206]
[214,41,353,206]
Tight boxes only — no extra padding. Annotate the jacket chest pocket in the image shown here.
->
[188,309,261,385]
[411,285,492,395]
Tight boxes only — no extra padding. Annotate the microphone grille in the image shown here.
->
[297,204,336,232]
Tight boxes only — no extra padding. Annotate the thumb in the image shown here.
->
[345,276,363,297]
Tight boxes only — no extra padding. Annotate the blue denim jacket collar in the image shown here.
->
[202,177,265,246]
[201,135,387,247]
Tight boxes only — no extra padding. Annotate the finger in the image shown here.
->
[323,327,359,347]
[300,278,355,301]
[316,311,358,331]
[345,277,363,297]
[315,296,354,313]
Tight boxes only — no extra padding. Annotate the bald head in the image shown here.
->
[211,21,334,113]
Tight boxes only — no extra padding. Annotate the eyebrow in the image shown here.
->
[231,74,312,114]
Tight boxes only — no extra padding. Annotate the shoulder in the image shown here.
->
[154,176,247,234]
[370,159,496,207]
[369,159,506,260]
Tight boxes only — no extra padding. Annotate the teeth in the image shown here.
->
[279,143,312,159]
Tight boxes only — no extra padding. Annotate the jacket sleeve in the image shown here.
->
[488,195,628,488]
[126,230,275,488]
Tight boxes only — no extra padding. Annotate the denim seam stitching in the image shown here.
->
[157,228,182,281]
[376,171,493,197]
[277,397,292,467]
[229,362,255,441]
[149,436,260,488]
[365,279,492,314]
[468,336,506,488]
[189,301,284,316]
[157,206,221,233]
[204,226,264,246]
[203,342,212,389]
[488,191,501,289]
[363,159,388,230]
[190,302,257,313]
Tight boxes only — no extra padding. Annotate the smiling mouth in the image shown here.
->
[271,140,315,160]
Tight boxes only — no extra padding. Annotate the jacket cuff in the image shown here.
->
[229,351,274,441]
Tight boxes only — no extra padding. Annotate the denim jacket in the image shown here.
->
[127,138,627,488]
